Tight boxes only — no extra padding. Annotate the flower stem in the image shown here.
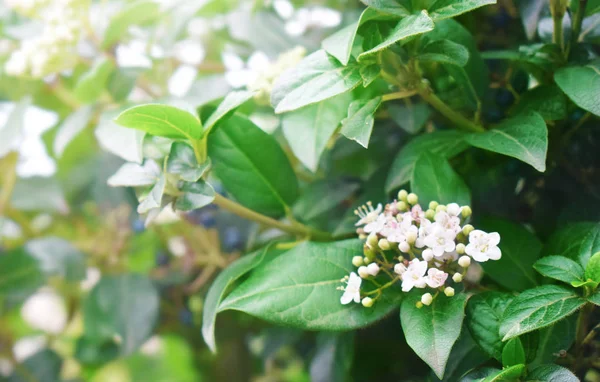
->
[574,302,593,377]
[212,194,332,241]
[382,90,418,102]
[416,83,485,133]
[552,12,564,50]
[0,152,18,217]
[569,0,588,54]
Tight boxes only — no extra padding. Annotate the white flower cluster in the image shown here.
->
[339,190,502,308]
[4,0,88,78]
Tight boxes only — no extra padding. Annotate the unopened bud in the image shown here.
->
[406,231,417,245]
[456,243,466,255]
[435,205,447,213]
[367,263,380,276]
[358,233,367,240]
[364,246,376,261]
[358,266,369,278]
[407,193,418,205]
[461,206,472,218]
[378,239,390,250]
[429,201,438,210]
[422,248,434,262]
[362,297,374,308]
[462,224,474,236]
[421,293,433,306]
[425,209,435,220]
[452,273,463,283]
[458,256,471,268]
[399,241,410,253]
[397,201,408,211]
[367,233,378,247]
[397,255,404,262]
[415,301,424,309]
[398,189,408,201]
[352,256,364,267]
[444,287,455,297]
[363,256,371,264]
[446,203,461,216]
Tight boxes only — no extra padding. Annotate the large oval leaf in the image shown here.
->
[219,240,403,330]
[208,114,299,217]
[544,222,600,268]
[555,63,600,117]
[115,104,203,140]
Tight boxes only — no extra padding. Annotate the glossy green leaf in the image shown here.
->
[137,174,166,214]
[571,279,598,289]
[530,315,577,366]
[428,0,497,21]
[219,240,403,330]
[166,142,210,182]
[466,292,514,360]
[411,151,471,207]
[83,274,160,355]
[435,330,491,382]
[203,90,254,133]
[115,104,203,140]
[481,364,525,382]
[0,98,29,158]
[358,11,434,61]
[108,160,161,187]
[466,112,548,172]
[544,222,600,268]
[102,0,161,47]
[282,95,351,172]
[388,102,431,134]
[555,62,600,117]
[478,218,541,291]
[271,50,362,113]
[292,179,359,224]
[310,332,355,382]
[74,57,115,103]
[502,338,525,367]
[340,97,382,148]
[386,130,467,192]
[499,285,586,341]
[322,22,360,66]
[589,290,600,306]
[202,245,280,353]
[510,85,567,121]
[418,39,469,67]
[208,114,298,217]
[585,251,600,283]
[174,180,215,211]
[400,293,467,379]
[359,63,381,87]
[360,0,411,16]
[527,364,579,382]
[53,105,94,157]
[0,247,44,298]
[25,237,86,282]
[533,256,585,285]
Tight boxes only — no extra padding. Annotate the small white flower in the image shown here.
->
[20,289,67,334]
[363,213,387,234]
[465,230,502,262]
[423,226,457,257]
[401,259,428,292]
[386,215,418,244]
[434,210,461,235]
[355,202,383,226]
[367,263,380,276]
[394,262,407,275]
[415,218,434,248]
[425,268,448,288]
[222,51,270,89]
[13,336,46,362]
[340,272,361,305]
[80,267,101,291]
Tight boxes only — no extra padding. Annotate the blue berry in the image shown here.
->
[131,219,145,233]
[178,308,193,326]
[222,226,243,252]
[485,108,504,123]
[495,89,514,108]
[155,251,170,267]
[187,209,216,228]
[569,109,585,122]
[491,8,510,29]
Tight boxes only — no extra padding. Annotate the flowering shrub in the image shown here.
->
[0,0,600,381]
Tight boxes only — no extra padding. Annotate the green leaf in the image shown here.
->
[25,237,86,282]
[510,85,568,121]
[526,364,579,382]
[340,97,382,148]
[571,279,598,289]
[478,218,541,291]
[544,222,600,268]
[202,245,279,352]
[322,22,360,66]
[418,39,469,67]
[359,0,411,17]
[208,114,298,217]
[502,338,525,367]
[115,104,203,140]
[203,90,254,133]
[53,105,94,157]
[466,112,548,172]
[0,247,44,298]
[481,364,525,382]
[428,0,497,21]
[73,57,115,103]
[137,174,166,214]
[8,349,62,382]
[466,292,514,360]
[174,180,215,211]
[108,160,161,187]
[533,256,585,285]
[219,240,403,330]
[388,102,431,134]
[585,251,600,283]
[386,130,467,192]
[271,50,362,113]
[555,62,600,117]
[360,63,381,87]
[499,285,587,341]
[589,290,600,306]
[166,142,210,183]
[83,274,160,355]
[102,0,161,48]
[0,98,29,158]
[292,179,359,224]
[435,330,491,382]
[400,293,468,379]
[309,332,355,382]
[282,95,351,173]
[358,11,434,61]
[411,151,470,207]
[530,316,577,366]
